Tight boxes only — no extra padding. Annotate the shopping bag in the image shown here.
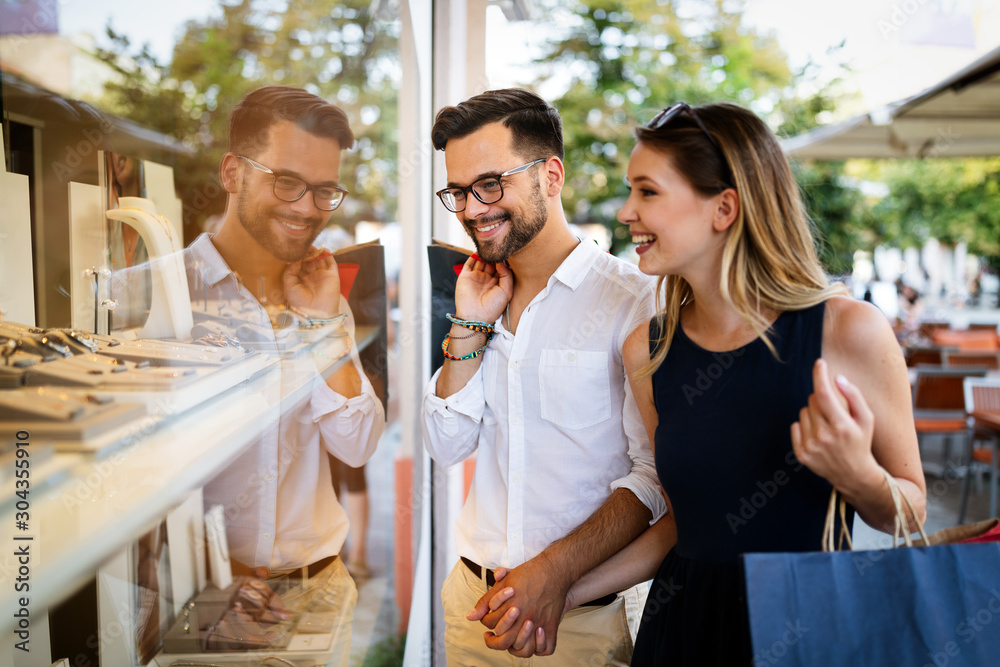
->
[427,240,474,373]
[917,517,1000,546]
[743,469,1000,666]
[744,543,1000,666]
[334,241,388,411]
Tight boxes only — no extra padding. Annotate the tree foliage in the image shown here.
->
[862,158,1000,268]
[91,0,399,242]
[523,0,865,271]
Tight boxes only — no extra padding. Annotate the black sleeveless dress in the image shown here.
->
[631,302,853,666]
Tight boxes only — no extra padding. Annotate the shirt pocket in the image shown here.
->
[538,349,611,429]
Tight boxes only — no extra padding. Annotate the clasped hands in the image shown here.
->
[464,554,573,658]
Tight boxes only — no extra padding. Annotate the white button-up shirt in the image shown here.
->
[115,234,385,571]
[422,240,666,569]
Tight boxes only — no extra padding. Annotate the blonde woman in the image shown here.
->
[475,102,926,665]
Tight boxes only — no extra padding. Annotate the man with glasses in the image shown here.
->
[422,88,665,665]
[113,85,383,662]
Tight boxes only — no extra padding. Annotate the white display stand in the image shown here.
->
[67,182,108,334]
[165,490,208,616]
[0,132,36,325]
[143,160,184,242]
[105,197,193,340]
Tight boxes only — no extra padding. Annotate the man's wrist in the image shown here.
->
[290,303,346,328]
[534,549,573,591]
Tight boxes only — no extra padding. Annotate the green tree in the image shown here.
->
[92,0,399,242]
[864,158,1000,269]
[524,0,861,268]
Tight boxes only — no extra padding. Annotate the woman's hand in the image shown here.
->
[791,359,883,495]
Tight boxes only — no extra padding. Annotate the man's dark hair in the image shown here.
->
[228,85,355,155]
[431,88,564,160]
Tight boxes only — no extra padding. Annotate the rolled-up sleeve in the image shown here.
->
[311,359,384,468]
[610,366,667,523]
[421,365,486,467]
[610,285,666,523]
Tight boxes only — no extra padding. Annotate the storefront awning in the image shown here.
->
[782,44,1000,160]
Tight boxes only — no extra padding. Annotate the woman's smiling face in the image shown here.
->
[618,141,730,280]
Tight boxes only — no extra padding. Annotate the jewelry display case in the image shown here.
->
[0,109,387,664]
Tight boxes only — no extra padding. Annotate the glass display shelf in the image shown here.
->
[0,325,378,633]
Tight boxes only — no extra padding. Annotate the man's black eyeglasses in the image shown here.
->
[648,102,725,154]
[237,155,348,211]
[436,158,547,213]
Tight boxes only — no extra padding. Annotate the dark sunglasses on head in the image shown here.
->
[647,102,733,188]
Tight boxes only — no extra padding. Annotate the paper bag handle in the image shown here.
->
[822,466,928,552]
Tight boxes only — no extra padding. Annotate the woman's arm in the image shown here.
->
[793,296,927,533]
[566,510,676,608]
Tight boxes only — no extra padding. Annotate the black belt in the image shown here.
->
[461,557,617,607]
[283,554,338,580]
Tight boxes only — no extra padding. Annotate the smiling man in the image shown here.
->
[113,85,384,663]
[206,84,383,578]
[421,88,665,665]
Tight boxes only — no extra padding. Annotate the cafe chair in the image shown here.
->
[942,350,1000,371]
[912,366,988,477]
[906,346,950,368]
[958,377,1000,523]
[919,321,951,339]
[932,328,1000,352]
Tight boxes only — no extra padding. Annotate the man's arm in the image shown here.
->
[311,309,385,467]
[473,488,652,655]
[423,256,512,465]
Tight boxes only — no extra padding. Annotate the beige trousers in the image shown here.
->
[442,559,647,667]
[269,557,357,667]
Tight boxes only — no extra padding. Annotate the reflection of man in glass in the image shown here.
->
[116,85,384,660]
[211,84,383,643]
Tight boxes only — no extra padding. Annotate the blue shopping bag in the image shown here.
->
[743,541,1000,666]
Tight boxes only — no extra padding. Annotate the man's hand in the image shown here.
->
[465,554,571,656]
[453,255,512,324]
[283,247,342,315]
[467,567,566,657]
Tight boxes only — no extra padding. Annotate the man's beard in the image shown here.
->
[465,178,548,263]
[236,177,326,263]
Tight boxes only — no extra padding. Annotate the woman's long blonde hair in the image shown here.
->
[636,102,848,377]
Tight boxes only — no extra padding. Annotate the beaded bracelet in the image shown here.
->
[441,332,493,361]
[288,305,348,329]
[446,313,494,334]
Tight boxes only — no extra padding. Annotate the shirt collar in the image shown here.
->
[187,233,235,287]
[550,238,601,291]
